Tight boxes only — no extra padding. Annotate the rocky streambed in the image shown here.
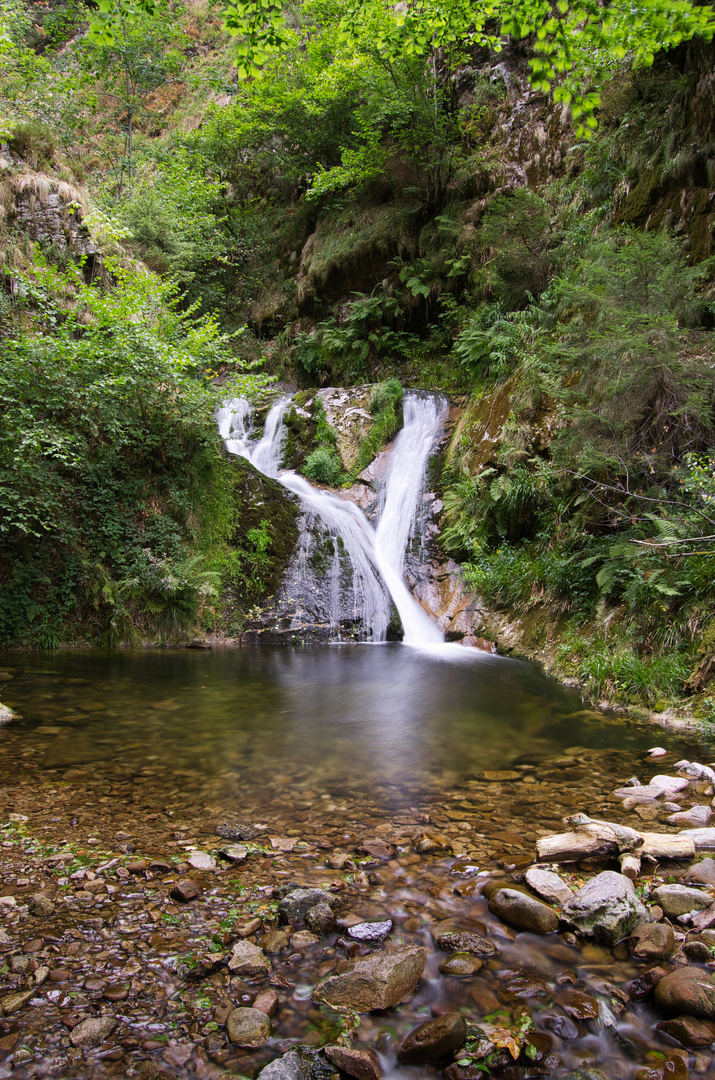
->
[2,706,715,1080]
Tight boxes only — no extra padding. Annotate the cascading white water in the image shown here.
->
[218,389,452,648]
[374,395,447,646]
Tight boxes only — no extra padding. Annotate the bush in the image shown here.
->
[304,446,344,486]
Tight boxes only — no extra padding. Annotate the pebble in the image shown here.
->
[347,920,392,942]
[187,850,216,871]
[69,1016,117,1048]
[438,952,482,977]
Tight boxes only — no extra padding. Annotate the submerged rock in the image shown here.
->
[397,1012,468,1063]
[69,1016,117,1048]
[561,871,647,944]
[488,888,559,934]
[655,1015,715,1047]
[312,944,427,1011]
[432,925,497,955]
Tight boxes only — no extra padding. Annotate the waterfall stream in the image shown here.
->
[217,390,452,648]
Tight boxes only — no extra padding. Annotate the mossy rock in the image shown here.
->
[228,457,300,601]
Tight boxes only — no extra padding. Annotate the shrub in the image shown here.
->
[304,446,344,486]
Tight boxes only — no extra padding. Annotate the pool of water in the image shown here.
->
[2,646,715,1080]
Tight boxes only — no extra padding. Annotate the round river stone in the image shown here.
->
[654,968,715,1019]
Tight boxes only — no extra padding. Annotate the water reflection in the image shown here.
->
[0,645,686,811]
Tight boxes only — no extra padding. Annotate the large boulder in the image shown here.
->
[561,871,647,945]
[488,888,559,934]
[313,945,427,1011]
[654,968,715,1019]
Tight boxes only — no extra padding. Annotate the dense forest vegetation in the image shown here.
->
[3,0,715,715]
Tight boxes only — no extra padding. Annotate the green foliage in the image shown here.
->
[304,445,344,485]
[355,378,403,472]
[577,643,689,706]
[454,305,538,380]
[221,518,272,603]
[481,190,554,307]
[0,253,267,644]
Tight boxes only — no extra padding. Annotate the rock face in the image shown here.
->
[488,888,559,934]
[312,945,427,1011]
[227,1007,271,1046]
[561,871,647,944]
[654,968,715,1019]
[397,1013,468,1064]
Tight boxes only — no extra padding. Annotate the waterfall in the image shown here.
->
[218,390,448,647]
[374,395,448,646]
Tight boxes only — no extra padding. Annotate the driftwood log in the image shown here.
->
[535,813,695,873]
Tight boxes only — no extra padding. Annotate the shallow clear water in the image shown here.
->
[2,648,715,1080]
[0,646,688,805]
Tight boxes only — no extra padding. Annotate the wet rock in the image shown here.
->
[236,917,262,937]
[540,1014,580,1040]
[525,867,573,906]
[0,990,33,1016]
[433,925,497,955]
[27,893,54,916]
[439,952,482,977]
[685,858,715,886]
[278,887,341,924]
[561,871,647,945]
[0,704,14,722]
[216,821,267,842]
[347,920,392,942]
[305,902,337,934]
[220,844,249,863]
[358,840,395,860]
[501,973,550,1000]
[650,884,712,917]
[260,1047,337,1080]
[313,944,427,1011]
[683,939,712,961]
[560,1071,609,1080]
[654,967,715,1018]
[69,1016,117,1048]
[324,1045,382,1080]
[397,1012,468,1064]
[253,988,279,1016]
[261,930,290,954]
[559,989,598,1020]
[655,1015,715,1047]
[163,1044,194,1067]
[170,879,201,902]
[292,930,320,947]
[188,851,216,871]
[228,941,272,977]
[227,1006,271,1046]
[691,902,715,930]
[667,806,712,827]
[488,888,559,934]
[629,922,676,960]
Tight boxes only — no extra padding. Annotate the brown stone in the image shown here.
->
[226,1007,271,1046]
[169,879,201,902]
[325,1045,382,1080]
[629,922,676,961]
[654,968,715,1018]
[656,1015,715,1047]
[313,944,427,1012]
[559,989,598,1020]
[397,1012,468,1064]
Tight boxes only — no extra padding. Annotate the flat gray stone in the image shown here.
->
[525,867,573,906]
[228,940,271,977]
